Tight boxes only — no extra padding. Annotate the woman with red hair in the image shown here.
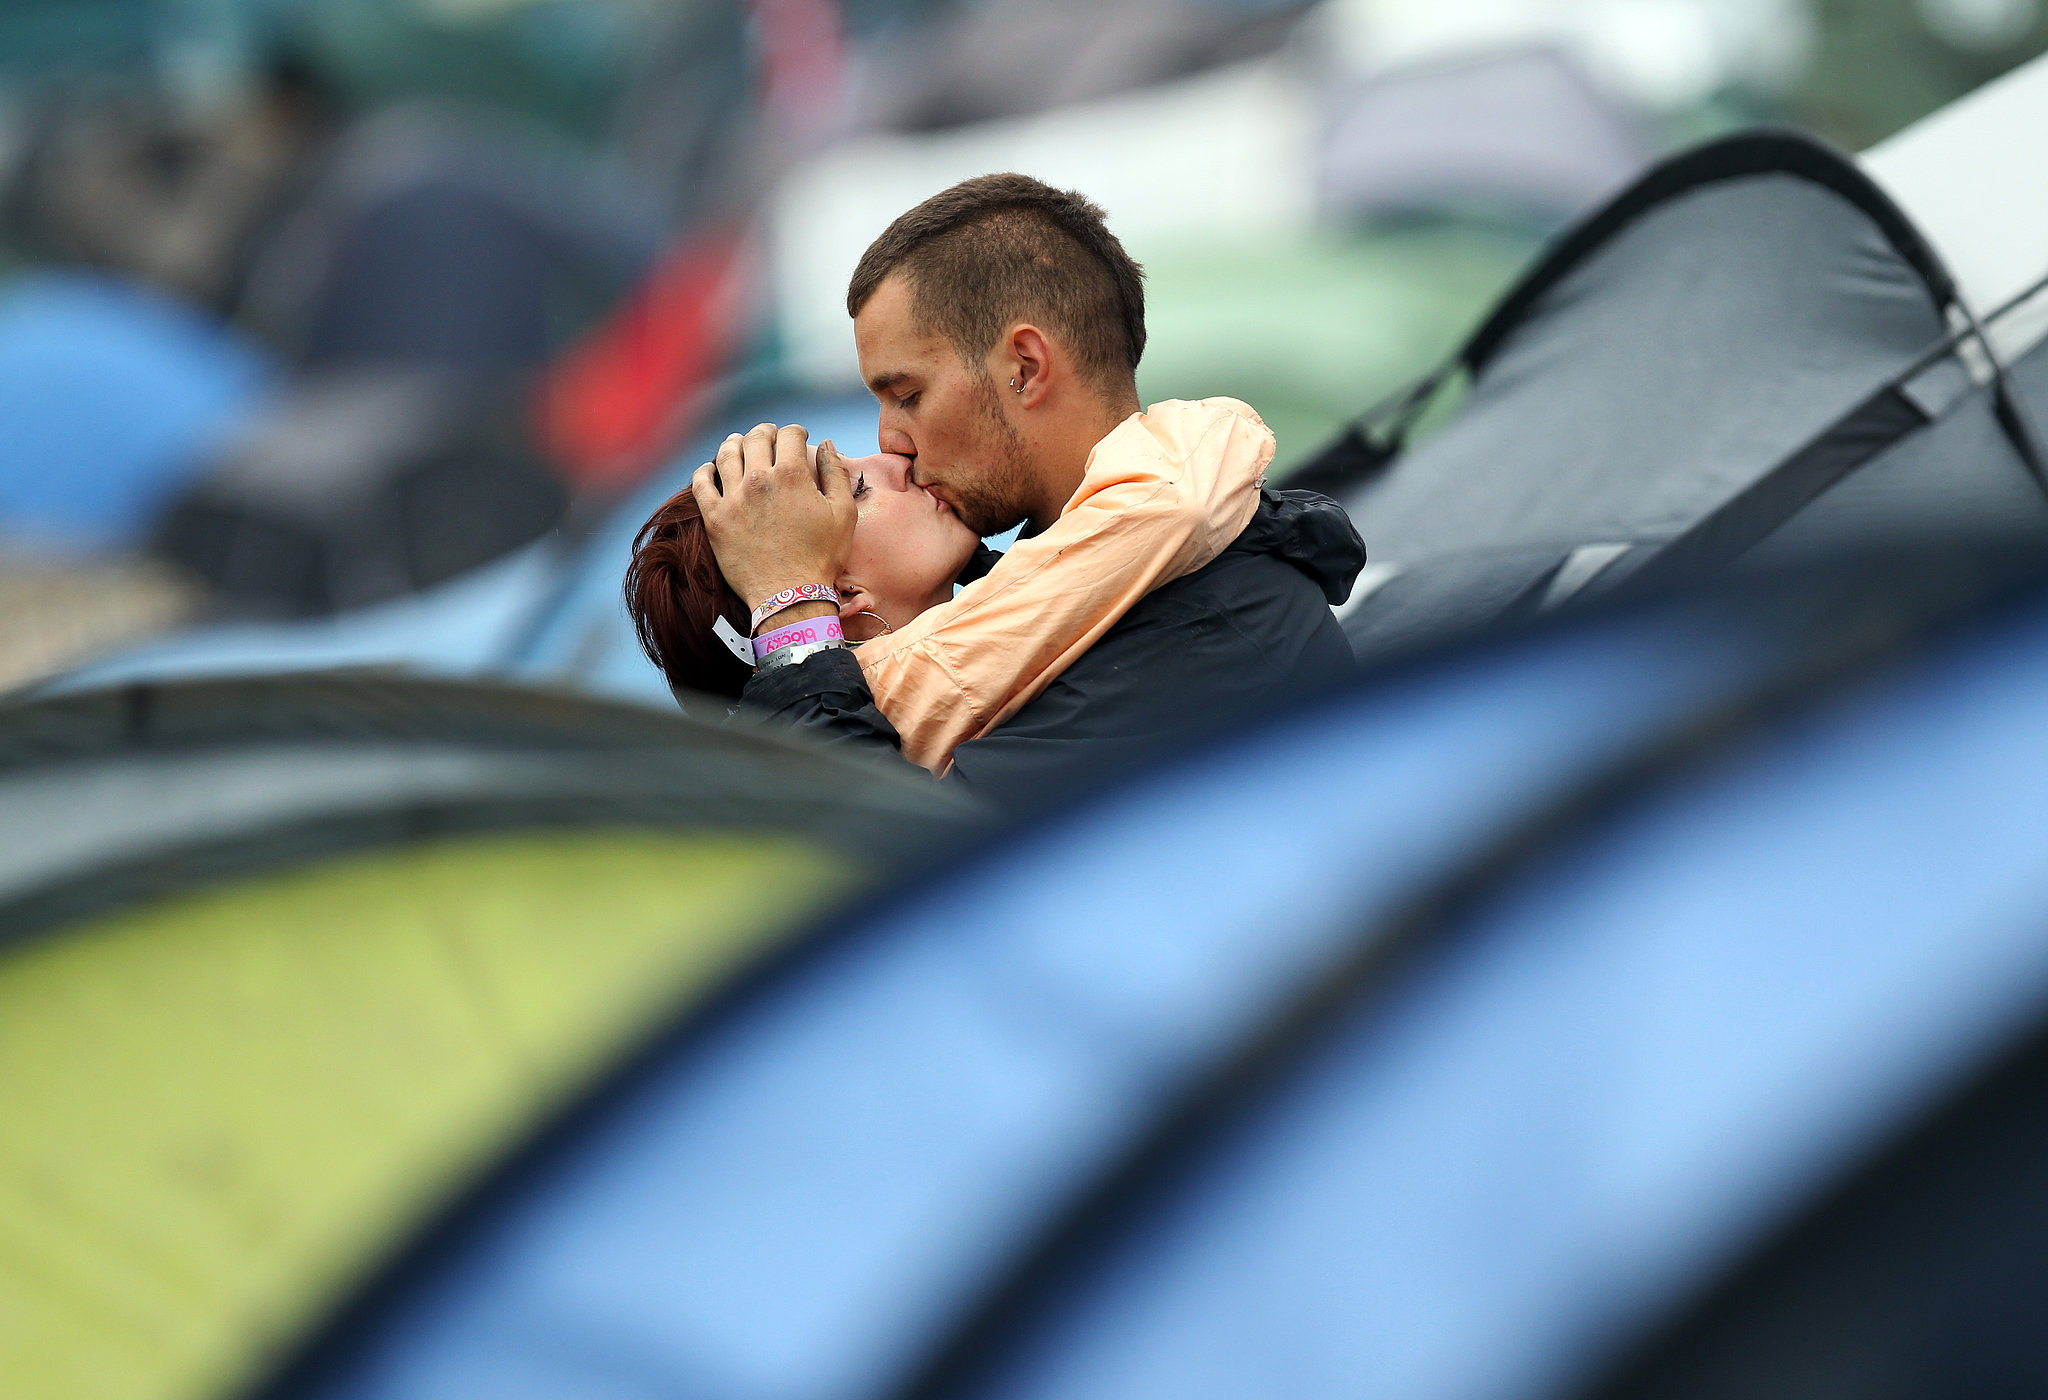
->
[626,445,981,702]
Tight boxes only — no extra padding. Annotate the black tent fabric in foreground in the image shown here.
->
[1289,129,2048,662]
[0,673,975,1400]
[200,541,2048,1400]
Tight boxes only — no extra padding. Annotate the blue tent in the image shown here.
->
[206,543,2048,1400]
[0,273,274,552]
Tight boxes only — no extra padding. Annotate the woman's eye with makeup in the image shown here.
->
[852,474,869,500]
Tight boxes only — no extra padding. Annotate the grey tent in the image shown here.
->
[1290,127,2048,663]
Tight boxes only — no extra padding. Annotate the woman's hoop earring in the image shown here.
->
[844,610,894,644]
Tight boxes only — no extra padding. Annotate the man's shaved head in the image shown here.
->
[846,173,1145,405]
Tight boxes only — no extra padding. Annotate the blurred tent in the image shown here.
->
[606,0,758,224]
[149,367,569,617]
[151,88,665,606]
[55,395,887,706]
[232,102,662,370]
[1290,114,2048,662]
[0,70,334,313]
[0,271,275,552]
[137,540,2048,1400]
[0,668,972,1400]
[286,0,647,144]
[1316,46,1653,226]
[129,91,671,623]
[0,0,676,145]
[0,267,272,689]
[854,0,1309,132]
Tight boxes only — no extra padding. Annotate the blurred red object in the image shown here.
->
[534,228,754,493]
[535,0,843,495]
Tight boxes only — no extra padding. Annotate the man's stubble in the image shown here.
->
[945,371,1040,538]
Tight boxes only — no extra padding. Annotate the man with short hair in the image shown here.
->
[701,173,1363,809]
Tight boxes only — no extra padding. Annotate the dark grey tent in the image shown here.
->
[1289,129,2048,663]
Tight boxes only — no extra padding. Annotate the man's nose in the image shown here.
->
[878,424,916,458]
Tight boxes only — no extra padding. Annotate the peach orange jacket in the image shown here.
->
[858,397,1272,775]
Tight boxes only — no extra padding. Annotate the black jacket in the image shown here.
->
[741,488,1365,811]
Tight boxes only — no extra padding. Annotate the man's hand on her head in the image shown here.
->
[691,422,856,627]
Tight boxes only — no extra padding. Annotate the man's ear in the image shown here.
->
[1001,324,1054,407]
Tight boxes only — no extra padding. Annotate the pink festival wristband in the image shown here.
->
[753,614,845,661]
[750,584,841,634]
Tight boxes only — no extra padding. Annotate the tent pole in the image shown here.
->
[1951,295,2048,499]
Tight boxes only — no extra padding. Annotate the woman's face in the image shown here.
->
[836,450,980,637]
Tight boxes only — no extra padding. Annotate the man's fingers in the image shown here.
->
[740,423,778,484]
[817,441,852,503]
[818,441,858,541]
[714,434,743,489]
[775,424,811,481]
[690,462,722,517]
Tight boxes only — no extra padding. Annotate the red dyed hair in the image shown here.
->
[624,485,754,699]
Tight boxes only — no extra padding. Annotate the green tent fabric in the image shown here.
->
[0,673,971,1400]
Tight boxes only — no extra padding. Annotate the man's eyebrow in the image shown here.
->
[867,370,912,395]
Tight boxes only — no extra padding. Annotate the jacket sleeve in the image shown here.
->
[739,646,915,766]
[857,398,1272,775]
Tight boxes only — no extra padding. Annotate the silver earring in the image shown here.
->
[1009,377,1023,393]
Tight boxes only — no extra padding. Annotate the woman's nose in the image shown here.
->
[875,451,914,489]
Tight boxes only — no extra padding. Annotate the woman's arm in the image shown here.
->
[858,397,1271,773]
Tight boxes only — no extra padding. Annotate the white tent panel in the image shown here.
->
[1862,50,2048,363]
[768,58,1315,390]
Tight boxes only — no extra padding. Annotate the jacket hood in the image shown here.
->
[1229,487,1368,605]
